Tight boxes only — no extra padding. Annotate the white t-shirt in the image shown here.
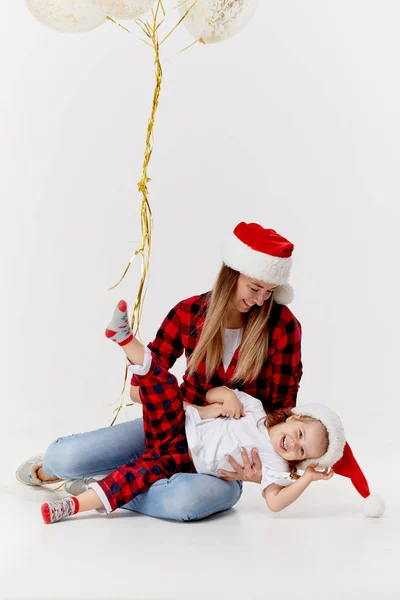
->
[223,328,242,371]
[185,390,292,492]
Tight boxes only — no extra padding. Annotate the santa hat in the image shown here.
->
[221,222,294,304]
[292,403,385,518]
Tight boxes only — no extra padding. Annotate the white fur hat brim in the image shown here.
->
[221,232,292,286]
[292,403,346,470]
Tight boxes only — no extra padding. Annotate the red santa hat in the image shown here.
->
[292,403,385,518]
[221,222,294,305]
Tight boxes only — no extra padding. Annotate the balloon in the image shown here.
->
[91,0,157,20]
[25,0,106,33]
[179,0,258,44]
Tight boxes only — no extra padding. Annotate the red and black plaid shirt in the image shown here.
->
[131,292,303,412]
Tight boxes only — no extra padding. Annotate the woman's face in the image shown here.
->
[230,274,277,313]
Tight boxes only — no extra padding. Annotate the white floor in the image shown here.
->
[1,468,399,600]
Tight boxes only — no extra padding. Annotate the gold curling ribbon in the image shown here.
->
[107,1,198,426]
[107,5,162,425]
[108,2,165,327]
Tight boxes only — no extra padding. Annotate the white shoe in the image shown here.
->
[63,478,98,496]
[16,456,97,494]
[15,456,61,486]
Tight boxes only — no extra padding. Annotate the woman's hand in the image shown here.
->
[218,448,262,483]
[303,463,334,483]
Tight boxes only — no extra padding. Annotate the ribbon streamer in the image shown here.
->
[108,0,197,425]
[107,2,163,424]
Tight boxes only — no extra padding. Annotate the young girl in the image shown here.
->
[41,301,384,523]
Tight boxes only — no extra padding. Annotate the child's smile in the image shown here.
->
[269,416,328,462]
[277,431,303,460]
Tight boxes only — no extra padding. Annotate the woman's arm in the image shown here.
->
[268,312,303,411]
[263,464,334,512]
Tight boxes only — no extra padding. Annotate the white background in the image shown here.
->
[1,2,400,598]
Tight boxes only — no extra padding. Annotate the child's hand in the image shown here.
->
[196,404,224,420]
[221,391,245,419]
[303,463,334,483]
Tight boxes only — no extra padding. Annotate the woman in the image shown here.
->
[16,222,303,521]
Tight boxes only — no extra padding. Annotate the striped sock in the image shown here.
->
[41,497,80,524]
[105,300,133,346]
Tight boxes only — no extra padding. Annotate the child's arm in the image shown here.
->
[263,463,334,512]
[130,384,243,418]
[189,387,244,420]
[206,387,245,419]
[195,403,224,420]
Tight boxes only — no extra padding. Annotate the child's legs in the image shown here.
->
[74,488,104,512]
[111,320,185,450]
[88,443,194,513]
[135,362,186,450]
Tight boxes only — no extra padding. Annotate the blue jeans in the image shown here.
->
[43,417,242,521]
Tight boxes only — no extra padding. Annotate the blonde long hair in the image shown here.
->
[188,265,273,383]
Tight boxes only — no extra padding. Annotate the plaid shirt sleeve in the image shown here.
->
[130,301,184,387]
[269,314,303,411]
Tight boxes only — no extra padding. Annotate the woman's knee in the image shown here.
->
[43,419,146,479]
[159,475,242,521]
[43,435,87,479]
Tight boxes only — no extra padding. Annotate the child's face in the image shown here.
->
[269,415,327,462]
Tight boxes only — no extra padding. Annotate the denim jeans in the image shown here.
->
[43,417,243,521]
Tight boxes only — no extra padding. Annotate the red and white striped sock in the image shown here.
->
[41,497,80,524]
[105,299,133,346]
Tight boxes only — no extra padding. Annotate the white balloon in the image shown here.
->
[179,0,258,44]
[91,0,157,20]
[25,0,106,33]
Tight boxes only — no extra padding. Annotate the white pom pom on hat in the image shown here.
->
[292,403,385,518]
[364,494,385,518]
[273,284,295,305]
[221,222,295,304]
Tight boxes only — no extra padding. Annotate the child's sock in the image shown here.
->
[105,299,133,346]
[41,497,79,524]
